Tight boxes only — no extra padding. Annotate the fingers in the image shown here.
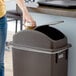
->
[24,20,36,30]
[24,19,36,27]
[23,14,36,28]
[31,20,36,27]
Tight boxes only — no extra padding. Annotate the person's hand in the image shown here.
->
[23,12,36,28]
[16,0,36,28]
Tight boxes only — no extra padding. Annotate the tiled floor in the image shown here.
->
[4,50,13,76]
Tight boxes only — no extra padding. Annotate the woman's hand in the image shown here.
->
[23,12,36,28]
[16,0,36,28]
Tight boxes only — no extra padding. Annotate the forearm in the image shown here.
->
[16,0,36,27]
[16,0,29,15]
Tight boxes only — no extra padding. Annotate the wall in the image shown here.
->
[5,0,16,11]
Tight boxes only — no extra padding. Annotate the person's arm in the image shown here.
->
[16,0,36,27]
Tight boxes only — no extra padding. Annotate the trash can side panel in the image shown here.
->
[12,48,52,76]
[51,50,68,76]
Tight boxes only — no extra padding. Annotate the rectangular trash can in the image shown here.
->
[12,25,71,76]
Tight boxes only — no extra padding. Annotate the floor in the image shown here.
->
[4,49,13,76]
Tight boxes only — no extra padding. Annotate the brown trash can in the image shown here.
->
[12,25,71,76]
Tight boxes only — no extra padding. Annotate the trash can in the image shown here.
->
[12,25,71,76]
